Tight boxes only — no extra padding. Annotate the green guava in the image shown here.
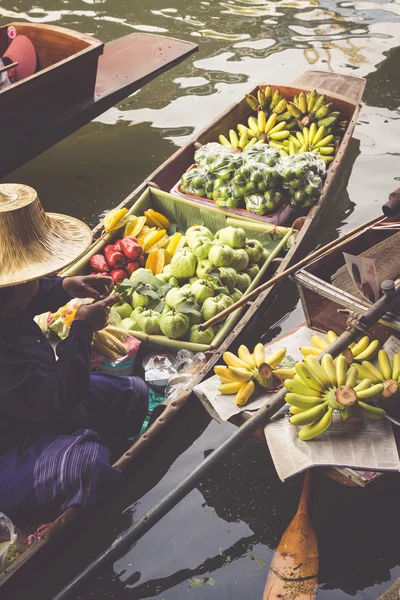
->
[188,325,215,345]
[137,310,161,335]
[191,279,214,304]
[236,272,252,292]
[160,311,190,339]
[189,235,214,260]
[230,249,249,272]
[215,226,246,248]
[170,248,197,279]
[186,226,213,246]
[208,244,234,267]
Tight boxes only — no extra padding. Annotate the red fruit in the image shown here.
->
[138,255,145,267]
[89,254,109,273]
[125,261,140,277]
[104,244,125,267]
[110,269,127,284]
[120,236,142,259]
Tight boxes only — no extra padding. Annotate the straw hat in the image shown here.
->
[0,183,92,288]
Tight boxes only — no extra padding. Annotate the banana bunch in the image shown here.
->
[214,344,294,407]
[219,128,261,153]
[285,353,386,441]
[232,111,291,145]
[287,90,341,130]
[270,123,336,165]
[92,326,129,361]
[246,86,297,124]
[301,332,380,362]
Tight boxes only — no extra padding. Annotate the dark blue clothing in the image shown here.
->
[0,276,149,516]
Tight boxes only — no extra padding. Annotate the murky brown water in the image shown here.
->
[1,0,400,599]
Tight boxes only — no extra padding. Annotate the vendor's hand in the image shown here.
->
[75,295,119,331]
[62,275,114,301]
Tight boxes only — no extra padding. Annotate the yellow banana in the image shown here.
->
[355,383,384,400]
[238,130,249,149]
[309,122,317,145]
[378,350,392,380]
[265,347,286,367]
[296,131,305,145]
[214,366,250,383]
[300,346,321,357]
[218,381,245,395]
[355,340,380,361]
[353,378,372,392]
[298,91,307,114]
[227,129,238,147]
[253,343,265,368]
[321,353,337,388]
[258,111,267,133]
[219,134,231,147]
[335,354,347,387]
[229,367,254,381]
[311,335,329,350]
[298,407,333,441]
[284,378,323,398]
[235,380,255,406]
[304,356,331,389]
[275,367,296,379]
[289,405,305,415]
[307,90,317,112]
[302,126,309,145]
[392,353,400,380]
[345,365,358,388]
[358,401,386,419]
[311,125,325,146]
[351,336,370,357]
[361,361,385,384]
[285,393,324,410]
[295,362,326,393]
[268,122,287,135]
[269,130,290,141]
[248,116,260,135]
[355,363,375,382]
[326,330,338,344]
[290,402,328,426]
[223,352,251,370]
[238,345,256,369]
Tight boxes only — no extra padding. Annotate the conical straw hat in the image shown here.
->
[0,183,92,288]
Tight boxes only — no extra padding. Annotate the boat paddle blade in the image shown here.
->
[263,470,318,600]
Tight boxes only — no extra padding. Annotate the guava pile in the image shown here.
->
[179,143,326,215]
[112,225,269,344]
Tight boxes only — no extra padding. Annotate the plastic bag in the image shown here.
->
[244,189,284,216]
[280,152,326,208]
[91,333,141,375]
[243,144,280,167]
[0,514,25,574]
[142,353,178,388]
[213,180,241,209]
[194,142,230,166]
[180,165,215,199]
[164,350,207,401]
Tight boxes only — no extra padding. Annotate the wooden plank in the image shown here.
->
[295,70,366,104]
[0,33,197,178]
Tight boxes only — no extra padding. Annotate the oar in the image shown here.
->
[263,470,318,600]
[53,284,400,600]
[200,213,385,331]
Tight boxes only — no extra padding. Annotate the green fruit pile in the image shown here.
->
[179,142,326,214]
[113,225,270,344]
[280,153,325,208]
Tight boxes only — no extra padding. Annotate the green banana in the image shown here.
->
[285,393,325,410]
[298,407,334,441]
[378,350,392,380]
[290,401,328,426]
[284,378,323,397]
[361,361,385,384]
[356,383,384,400]
[311,94,326,113]
[295,362,326,393]
[358,400,386,419]
[246,94,259,111]
[326,389,344,411]
[304,355,331,389]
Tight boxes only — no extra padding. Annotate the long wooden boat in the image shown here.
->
[0,22,197,177]
[0,70,365,591]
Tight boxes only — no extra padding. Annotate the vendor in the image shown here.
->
[0,184,149,520]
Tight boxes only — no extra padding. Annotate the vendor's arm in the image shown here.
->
[0,295,118,423]
[26,274,114,318]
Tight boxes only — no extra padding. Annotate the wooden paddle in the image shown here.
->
[263,470,318,600]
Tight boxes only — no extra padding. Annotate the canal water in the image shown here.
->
[1,0,400,598]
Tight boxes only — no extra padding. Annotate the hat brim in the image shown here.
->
[3,35,37,83]
[0,213,92,288]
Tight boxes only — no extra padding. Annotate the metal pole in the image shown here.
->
[53,283,400,600]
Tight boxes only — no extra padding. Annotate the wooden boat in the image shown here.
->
[0,23,197,177]
[0,70,365,591]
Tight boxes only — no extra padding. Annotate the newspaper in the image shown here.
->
[194,325,315,422]
[264,412,400,481]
